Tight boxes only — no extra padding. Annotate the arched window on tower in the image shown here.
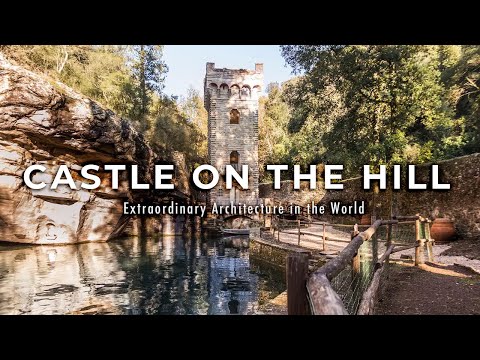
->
[252,85,262,99]
[230,109,240,124]
[230,151,239,171]
[220,83,229,97]
[240,85,251,99]
[230,85,240,99]
[209,83,218,97]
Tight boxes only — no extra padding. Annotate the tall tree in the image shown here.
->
[128,45,168,130]
[178,87,208,159]
[149,96,206,164]
[179,87,208,136]
[281,45,460,176]
[258,83,292,181]
[443,46,480,155]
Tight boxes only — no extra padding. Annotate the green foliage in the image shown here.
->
[126,45,168,130]
[1,45,136,118]
[149,96,206,164]
[443,46,480,154]
[280,45,477,176]
[128,45,167,96]
[3,44,479,179]
[1,45,204,167]
[177,87,208,160]
[258,83,293,181]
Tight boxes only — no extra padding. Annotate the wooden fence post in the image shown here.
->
[372,231,379,264]
[425,220,434,262]
[322,223,326,251]
[385,224,392,264]
[287,253,310,315]
[415,215,425,266]
[351,224,360,274]
[386,224,392,248]
[297,219,301,246]
[273,218,277,240]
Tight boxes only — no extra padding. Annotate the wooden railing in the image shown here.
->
[306,220,395,314]
[272,217,359,251]
[284,215,435,315]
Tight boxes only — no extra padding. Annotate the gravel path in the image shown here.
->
[391,244,480,274]
[378,242,480,315]
[376,262,480,315]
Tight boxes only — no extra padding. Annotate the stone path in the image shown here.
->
[391,244,480,274]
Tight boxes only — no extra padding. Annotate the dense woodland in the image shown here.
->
[2,45,479,181]
[270,46,480,179]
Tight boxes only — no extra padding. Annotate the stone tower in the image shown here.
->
[204,62,263,206]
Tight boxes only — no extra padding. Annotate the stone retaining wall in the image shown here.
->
[249,234,311,268]
[320,153,480,240]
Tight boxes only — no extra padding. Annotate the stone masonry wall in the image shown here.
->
[204,63,262,205]
[319,153,480,240]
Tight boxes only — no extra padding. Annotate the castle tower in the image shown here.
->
[204,62,263,206]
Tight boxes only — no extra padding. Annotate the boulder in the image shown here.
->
[0,54,188,244]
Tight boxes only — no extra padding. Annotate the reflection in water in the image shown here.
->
[0,236,285,315]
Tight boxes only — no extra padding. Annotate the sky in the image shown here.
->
[162,45,295,98]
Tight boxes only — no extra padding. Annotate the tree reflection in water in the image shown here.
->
[0,235,285,315]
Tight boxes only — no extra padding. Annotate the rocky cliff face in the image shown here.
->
[0,54,189,244]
